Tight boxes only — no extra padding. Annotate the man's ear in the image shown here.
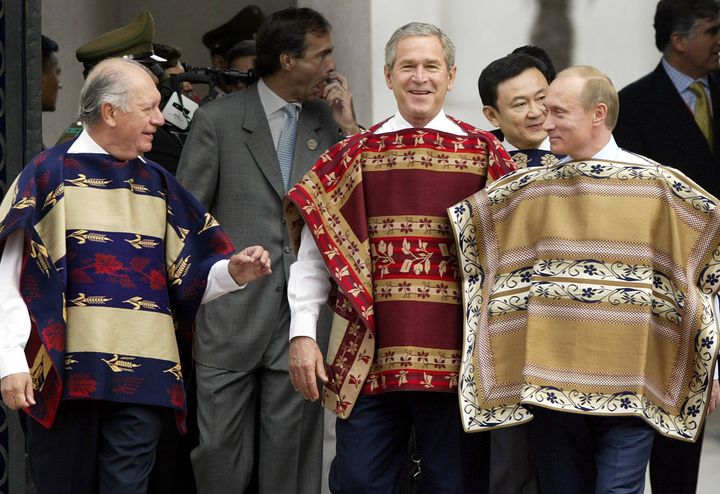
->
[384,65,393,90]
[669,31,687,54]
[593,103,608,127]
[280,52,294,71]
[100,102,117,128]
[447,65,457,91]
[483,105,501,128]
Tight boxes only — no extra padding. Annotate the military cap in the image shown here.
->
[76,10,165,67]
[202,5,265,56]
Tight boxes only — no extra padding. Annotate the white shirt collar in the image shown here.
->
[375,109,466,135]
[66,128,146,162]
[67,129,107,155]
[558,135,618,164]
[502,136,551,152]
[257,78,302,117]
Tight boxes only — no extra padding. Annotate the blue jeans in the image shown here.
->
[530,407,655,494]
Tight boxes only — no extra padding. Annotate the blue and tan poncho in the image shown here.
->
[0,140,234,430]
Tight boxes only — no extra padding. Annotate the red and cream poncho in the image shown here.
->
[286,116,516,418]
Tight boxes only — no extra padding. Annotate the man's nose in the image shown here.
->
[542,115,554,131]
[151,107,165,126]
[325,54,336,73]
[528,100,544,118]
[412,65,427,82]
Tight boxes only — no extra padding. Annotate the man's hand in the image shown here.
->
[322,74,360,136]
[1,372,35,410]
[228,245,272,286]
[709,379,720,413]
[289,336,327,401]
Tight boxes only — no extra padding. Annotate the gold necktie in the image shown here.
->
[689,81,714,149]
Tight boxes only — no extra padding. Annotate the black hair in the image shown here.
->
[510,45,556,81]
[254,7,331,78]
[654,0,720,51]
[41,34,59,70]
[478,52,551,108]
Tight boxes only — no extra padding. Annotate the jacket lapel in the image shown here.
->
[291,105,324,188]
[650,64,713,157]
[244,85,286,198]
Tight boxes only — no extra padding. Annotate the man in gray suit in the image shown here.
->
[176,7,359,494]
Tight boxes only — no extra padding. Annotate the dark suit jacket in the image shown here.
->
[615,62,720,198]
[176,84,340,370]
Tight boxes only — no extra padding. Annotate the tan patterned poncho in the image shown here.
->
[449,159,720,441]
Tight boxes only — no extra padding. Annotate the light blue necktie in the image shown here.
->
[277,104,299,192]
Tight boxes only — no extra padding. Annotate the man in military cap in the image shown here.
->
[177,7,359,493]
[202,4,264,69]
[56,10,165,144]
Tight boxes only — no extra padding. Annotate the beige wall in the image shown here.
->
[42,1,660,142]
[300,0,373,127]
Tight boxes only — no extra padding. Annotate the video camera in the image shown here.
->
[158,66,259,132]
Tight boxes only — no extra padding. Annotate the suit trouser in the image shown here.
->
[26,400,165,494]
[649,428,704,494]
[490,423,538,494]
[329,391,486,494]
[529,407,654,494]
[192,346,324,493]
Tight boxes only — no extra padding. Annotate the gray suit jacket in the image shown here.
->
[176,84,340,370]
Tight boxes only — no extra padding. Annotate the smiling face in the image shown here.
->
[111,68,165,159]
[542,74,596,158]
[483,67,548,149]
[384,35,456,128]
[673,15,720,78]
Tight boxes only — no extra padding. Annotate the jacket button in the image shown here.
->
[284,246,292,254]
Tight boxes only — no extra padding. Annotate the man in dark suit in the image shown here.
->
[176,7,358,494]
[615,1,720,492]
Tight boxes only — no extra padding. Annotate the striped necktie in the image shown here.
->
[689,81,714,149]
[277,104,299,192]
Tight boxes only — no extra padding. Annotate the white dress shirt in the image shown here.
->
[287,110,465,341]
[257,78,303,149]
[0,130,243,378]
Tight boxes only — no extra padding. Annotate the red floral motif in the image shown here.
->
[69,267,94,284]
[93,253,124,275]
[130,257,151,273]
[67,373,97,398]
[37,170,51,191]
[112,376,143,395]
[42,322,65,351]
[167,383,185,408]
[149,269,166,290]
[211,232,234,255]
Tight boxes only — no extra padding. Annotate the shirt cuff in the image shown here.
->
[0,348,29,379]
[289,311,319,341]
[202,259,246,304]
[214,259,246,290]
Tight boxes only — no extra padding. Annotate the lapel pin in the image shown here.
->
[307,139,318,151]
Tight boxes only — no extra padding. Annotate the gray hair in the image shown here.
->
[384,22,456,69]
[78,58,149,127]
